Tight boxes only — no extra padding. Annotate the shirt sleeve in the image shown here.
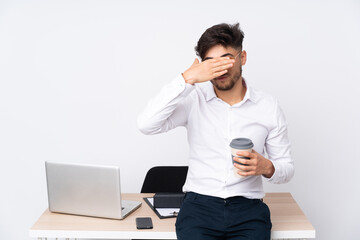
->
[265,100,294,184]
[137,74,195,135]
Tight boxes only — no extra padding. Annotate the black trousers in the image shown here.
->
[175,192,272,240]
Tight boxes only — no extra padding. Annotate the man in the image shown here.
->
[137,23,294,240]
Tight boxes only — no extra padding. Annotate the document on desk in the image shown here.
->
[143,197,180,219]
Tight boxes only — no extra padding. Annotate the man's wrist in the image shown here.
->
[182,72,195,85]
[263,159,275,178]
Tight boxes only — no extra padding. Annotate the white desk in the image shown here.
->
[30,193,315,239]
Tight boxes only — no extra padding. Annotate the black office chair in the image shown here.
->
[141,166,188,193]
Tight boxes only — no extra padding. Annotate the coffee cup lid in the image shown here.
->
[229,138,254,149]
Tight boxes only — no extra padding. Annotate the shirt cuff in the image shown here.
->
[174,73,196,97]
[265,160,278,183]
[266,159,294,184]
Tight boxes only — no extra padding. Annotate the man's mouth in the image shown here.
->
[215,75,228,81]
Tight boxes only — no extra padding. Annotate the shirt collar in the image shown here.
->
[203,78,260,104]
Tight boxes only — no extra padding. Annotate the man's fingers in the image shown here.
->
[236,151,252,158]
[208,56,231,63]
[184,56,235,84]
[233,157,249,165]
[212,63,233,73]
[234,163,254,172]
[211,59,235,67]
[238,170,256,176]
[213,70,228,78]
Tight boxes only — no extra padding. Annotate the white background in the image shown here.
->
[1,0,359,239]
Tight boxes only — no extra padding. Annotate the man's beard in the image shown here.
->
[211,66,242,91]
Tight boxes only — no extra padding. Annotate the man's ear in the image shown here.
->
[241,50,247,66]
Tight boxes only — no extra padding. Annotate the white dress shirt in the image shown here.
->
[137,74,294,199]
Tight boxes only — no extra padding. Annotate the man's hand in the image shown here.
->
[233,150,275,178]
[182,57,235,85]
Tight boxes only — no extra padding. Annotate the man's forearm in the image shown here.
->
[137,75,194,135]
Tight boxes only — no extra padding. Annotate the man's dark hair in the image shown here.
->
[195,23,245,60]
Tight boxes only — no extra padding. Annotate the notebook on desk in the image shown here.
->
[45,161,141,220]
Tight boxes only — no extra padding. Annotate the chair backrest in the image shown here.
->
[140,166,188,193]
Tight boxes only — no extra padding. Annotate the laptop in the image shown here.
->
[45,161,142,220]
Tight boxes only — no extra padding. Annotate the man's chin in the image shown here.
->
[211,80,234,91]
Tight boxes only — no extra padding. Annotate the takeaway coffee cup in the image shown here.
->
[230,138,254,178]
